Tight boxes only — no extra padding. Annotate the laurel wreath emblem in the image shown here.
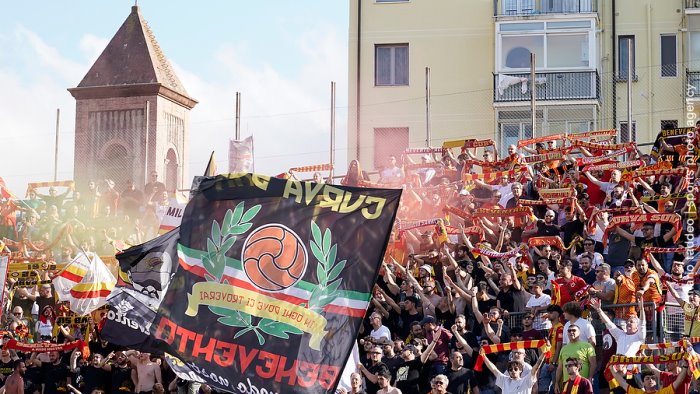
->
[200,202,345,345]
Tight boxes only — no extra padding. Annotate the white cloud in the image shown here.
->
[0,21,348,194]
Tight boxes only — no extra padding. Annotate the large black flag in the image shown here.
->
[150,174,401,394]
[101,228,179,349]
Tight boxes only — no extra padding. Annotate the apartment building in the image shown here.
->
[348,0,686,165]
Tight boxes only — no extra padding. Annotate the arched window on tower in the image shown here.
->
[165,149,178,193]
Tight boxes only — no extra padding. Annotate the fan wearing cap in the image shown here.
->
[611,260,638,327]
[376,337,402,380]
[420,316,453,377]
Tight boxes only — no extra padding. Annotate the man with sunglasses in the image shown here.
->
[555,325,596,394]
[480,346,546,394]
[358,346,390,394]
[427,374,450,394]
[560,358,593,394]
[572,238,604,269]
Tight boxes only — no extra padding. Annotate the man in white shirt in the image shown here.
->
[590,297,644,357]
[481,348,546,394]
[369,312,392,342]
[562,302,596,346]
[525,280,552,331]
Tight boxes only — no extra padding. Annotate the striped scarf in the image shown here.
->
[562,375,583,394]
[443,138,495,149]
[605,352,700,388]
[403,147,446,155]
[584,159,644,172]
[474,340,549,371]
[473,206,533,218]
[575,148,629,166]
[288,163,333,173]
[602,212,682,247]
[517,134,565,148]
[566,129,617,140]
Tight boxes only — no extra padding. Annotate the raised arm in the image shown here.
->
[614,226,635,242]
[647,253,666,275]
[479,348,501,376]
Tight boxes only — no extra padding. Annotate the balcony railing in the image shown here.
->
[494,0,597,16]
[493,70,599,102]
[687,0,700,9]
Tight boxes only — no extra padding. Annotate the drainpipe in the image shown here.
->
[355,0,362,161]
[611,0,617,130]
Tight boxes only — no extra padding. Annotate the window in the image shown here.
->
[660,34,677,77]
[619,121,636,143]
[503,0,535,15]
[499,123,533,156]
[497,20,595,71]
[375,45,409,86]
[618,36,636,80]
[374,127,409,169]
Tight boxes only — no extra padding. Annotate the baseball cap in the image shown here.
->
[420,316,436,326]
[376,337,393,346]
[420,264,433,274]
[624,259,635,267]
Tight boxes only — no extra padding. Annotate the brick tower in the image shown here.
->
[68,5,197,194]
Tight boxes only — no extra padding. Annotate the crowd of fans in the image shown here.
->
[0,127,699,394]
[341,128,700,394]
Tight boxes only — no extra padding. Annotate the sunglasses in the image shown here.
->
[371,351,382,355]
[507,367,520,372]
[567,329,578,333]
[432,381,446,385]
[583,243,594,246]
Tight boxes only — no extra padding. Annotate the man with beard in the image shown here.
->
[359,345,390,394]
[377,337,402,379]
[103,351,136,394]
[71,352,109,394]
[523,209,561,237]
[449,315,478,366]
[4,360,26,394]
[394,345,427,393]
[31,351,70,394]
[572,254,596,285]
[376,369,401,394]
[0,348,19,386]
[630,257,663,321]
[445,351,472,394]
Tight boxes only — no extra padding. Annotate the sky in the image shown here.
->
[0,1,349,193]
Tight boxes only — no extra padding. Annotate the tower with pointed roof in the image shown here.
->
[68,5,197,195]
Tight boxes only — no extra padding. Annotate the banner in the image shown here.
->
[229,136,255,174]
[603,213,682,247]
[150,174,401,394]
[158,198,188,235]
[66,254,116,315]
[3,339,87,354]
[651,127,693,159]
[575,149,629,166]
[0,256,8,321]
[52,252,94,302]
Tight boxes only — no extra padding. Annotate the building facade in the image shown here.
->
[348,0,686,166]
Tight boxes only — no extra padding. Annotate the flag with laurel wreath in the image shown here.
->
[150,174,401,394]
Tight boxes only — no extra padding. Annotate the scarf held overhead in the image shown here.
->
[474,340,549,371]
[603,212,681,247]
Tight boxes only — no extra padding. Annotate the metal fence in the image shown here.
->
[505,302,659,345]
[493,0,598,16]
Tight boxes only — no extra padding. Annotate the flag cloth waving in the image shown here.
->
[150,174,401,394]
[66,254,116,315]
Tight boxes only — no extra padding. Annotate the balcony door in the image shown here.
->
[503,0,534,15]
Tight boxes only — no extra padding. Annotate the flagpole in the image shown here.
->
[54,108,60,182]
[330,82,336,181]
[235,92,241,141]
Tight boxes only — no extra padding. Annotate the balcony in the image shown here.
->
[687,0,700,10]
[494,0,597,16]
[493,70,599,103]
